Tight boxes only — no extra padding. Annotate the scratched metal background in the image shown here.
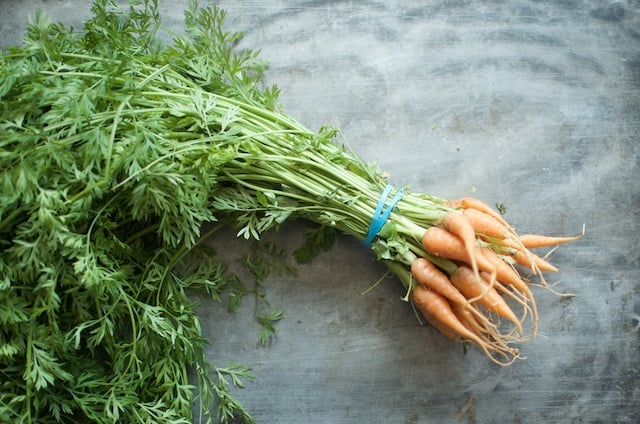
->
[2,1,639,422]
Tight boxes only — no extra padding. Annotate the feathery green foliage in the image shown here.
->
[1,1,450,422]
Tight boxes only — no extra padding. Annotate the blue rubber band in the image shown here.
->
[364,184,404,246]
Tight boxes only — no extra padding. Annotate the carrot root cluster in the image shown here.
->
[410,197,580,365]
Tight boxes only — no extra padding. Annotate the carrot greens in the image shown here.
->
[0,1,578,422]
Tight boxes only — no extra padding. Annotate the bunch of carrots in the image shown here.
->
[0,2,585,421]
[404,197,581,364]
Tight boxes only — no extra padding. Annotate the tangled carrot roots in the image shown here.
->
[411,197,581,365]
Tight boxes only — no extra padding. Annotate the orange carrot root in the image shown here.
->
[411,285,485,346]
[477,247,528,294]
[441,212,480,279]
[415,305,460,341]
[411,258,467,305]
[513,249,558,273]
[519,231,584,249]
[453,304,488,335]
[479,248,539,335]
[451,266,523,335]
[422,227,511,285]
[462,208,511,239]
[447,197,511,229]
[422,226,469,263]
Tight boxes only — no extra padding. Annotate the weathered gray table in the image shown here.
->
[2,1,638,422]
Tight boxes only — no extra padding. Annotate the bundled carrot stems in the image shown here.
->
[0,1,582,422]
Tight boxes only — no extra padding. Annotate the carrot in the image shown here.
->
[456,205,560,274]
[441,212,480,279]
[414,303,460,341]
[462,208,511,239]
[479,247,539,334]
[422,227,501,281]
[493,236,557,273]
[519,232,583,249]
[450,265,522,335]
[451,304,511,346]
[477,247,529,295]
[411,258,467,306]
[422,226,468,262]
[504,225,585,274]
[512,249,558,273]
[476,270,538,341]
[447,197,510,228]
[411,285,485,347]
[452,304,486,335]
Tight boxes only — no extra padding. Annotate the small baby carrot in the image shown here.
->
[462,208,511,239]
[450,265,523,335]
[441,212,480,279]
[512,249,558,273]
[519,233,583,249]
[411,285,485,347]
[411,257,467,306]
[447,197,510,228]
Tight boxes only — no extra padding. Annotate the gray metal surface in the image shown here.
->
[2,1,639,422]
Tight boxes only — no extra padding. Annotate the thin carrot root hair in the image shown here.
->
[528,278,576,298]
[481,247,539,333]
[453,304,503,343]
[492,279,538,341]
[513,249,558,273]
[477,247,530,295]
[452,305,520,362]
[483,233,550,278]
